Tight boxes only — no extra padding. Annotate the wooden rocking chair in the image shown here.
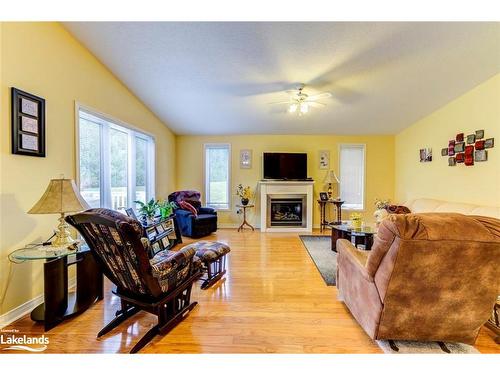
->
[66,208,201,353]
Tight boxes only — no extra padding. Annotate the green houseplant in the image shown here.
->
[158,200,177,219]
[134,198,159,223]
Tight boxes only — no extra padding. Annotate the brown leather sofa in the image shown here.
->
[336,213,500,344]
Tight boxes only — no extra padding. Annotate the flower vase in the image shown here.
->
[241,198,249,206]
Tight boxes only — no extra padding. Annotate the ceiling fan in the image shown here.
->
[268,83,332,115]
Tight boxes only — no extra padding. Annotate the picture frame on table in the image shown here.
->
[125,208,138,220]
[161,221,172,231]
[319,192,329,201]
[146,227,157,241]
[11,88,46,157]
[152,242,161,254]
[161,237,171,249]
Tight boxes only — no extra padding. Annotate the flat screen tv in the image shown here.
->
[263,152,308,180]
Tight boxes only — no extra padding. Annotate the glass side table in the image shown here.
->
[9,242,103,331]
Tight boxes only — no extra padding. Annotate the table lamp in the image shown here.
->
[323,170,340,199]
[28,178,89,247]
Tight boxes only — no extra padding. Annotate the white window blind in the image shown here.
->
[78,108,155,210]
[339,144,365,210]
[204,143,231,210]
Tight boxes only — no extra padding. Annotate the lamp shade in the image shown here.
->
[28,178,90,214]
[323,170,340,184]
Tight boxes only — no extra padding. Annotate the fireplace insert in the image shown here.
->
[269,198,305,227]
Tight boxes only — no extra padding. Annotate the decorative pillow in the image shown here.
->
[179,200,198,217]
[387,205,411,214]
[184,199,201,211]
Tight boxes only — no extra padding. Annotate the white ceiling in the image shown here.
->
[64,22,500,135]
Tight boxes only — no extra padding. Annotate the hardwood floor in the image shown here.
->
[2,229,498,354]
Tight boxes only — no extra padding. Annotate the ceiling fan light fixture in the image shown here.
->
[300,103,309,114]
[288,103,298,113]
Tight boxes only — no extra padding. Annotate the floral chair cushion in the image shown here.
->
[149,246,198,293]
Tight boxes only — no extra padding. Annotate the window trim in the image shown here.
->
[338,143,366,211]
[75,102,156,209]
[203,143,231,211]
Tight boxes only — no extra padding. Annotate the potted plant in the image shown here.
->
[158,200,177,219]
[236,184,252,206]
[134,198,159,224]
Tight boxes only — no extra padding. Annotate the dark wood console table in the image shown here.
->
[10,243,103,331]
[318,199,344,232]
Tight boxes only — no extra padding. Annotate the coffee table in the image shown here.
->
[330,221,377,252]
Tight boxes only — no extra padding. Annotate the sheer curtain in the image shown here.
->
[339,144,365,210]
[204,143,231,210]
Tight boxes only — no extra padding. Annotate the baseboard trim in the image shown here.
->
[0,277,76,329]
[218,225,321,230]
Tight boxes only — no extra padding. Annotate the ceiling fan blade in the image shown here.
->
[304,101,326,108]
[306,92,332,101]
[267,101,293,106]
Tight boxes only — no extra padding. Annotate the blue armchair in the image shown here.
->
[168,190,218,238]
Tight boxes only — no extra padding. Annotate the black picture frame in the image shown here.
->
[125,208,138,220]
[11,87,46,157]
[319,192,329,201]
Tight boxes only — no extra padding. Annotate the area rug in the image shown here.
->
[299,235,336,286]
[376,340,479,354]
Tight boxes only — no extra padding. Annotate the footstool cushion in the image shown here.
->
[191,241,230,262]
[180,241,230,289]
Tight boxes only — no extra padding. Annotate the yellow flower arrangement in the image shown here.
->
[236,184,253,200]
[350,212,362,229]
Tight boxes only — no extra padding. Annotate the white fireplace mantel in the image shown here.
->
[259,180,314,232]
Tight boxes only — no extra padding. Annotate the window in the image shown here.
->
[77,107,155,210]
[339,144,365,210]
[204,143,231,210]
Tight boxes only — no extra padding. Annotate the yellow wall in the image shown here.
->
[0,22,176,315]
[395,74,500,207]
[176,135,395,228]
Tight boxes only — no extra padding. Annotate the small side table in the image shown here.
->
[237,204,255,232]
[332,199,344,225]
[317,199,345,232]
[9,243,103,331]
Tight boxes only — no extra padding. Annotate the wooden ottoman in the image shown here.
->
[182,241,230,289]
